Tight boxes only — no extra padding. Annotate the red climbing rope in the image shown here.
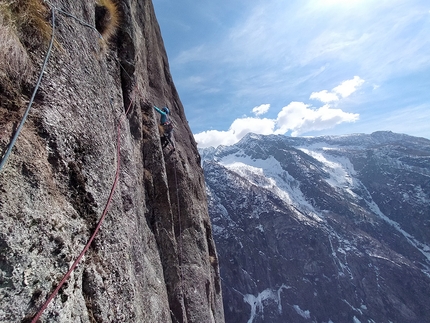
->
[15,2,142,322]
[31,99,135,323]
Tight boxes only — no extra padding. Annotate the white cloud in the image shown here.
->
[310,90,339,103]
[252,104,270,116]
[194,129,237,148]
[194,117,275,148]
[290,104,359,136]
[194,101,359,148]
[275,102,359,136]
[333,76,365,98]
[274,102,312,134]
[231,117,276,138]
[310,76,365,103]
[194,77,363,148]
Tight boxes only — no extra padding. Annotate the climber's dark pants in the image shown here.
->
[161,133,173,148]
[160,124,174,149]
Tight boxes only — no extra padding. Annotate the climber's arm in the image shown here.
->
[153,106,166,116]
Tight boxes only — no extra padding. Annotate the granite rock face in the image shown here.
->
[202,132,430,323]
[0,1,223,322]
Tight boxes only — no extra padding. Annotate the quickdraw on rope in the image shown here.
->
[0,4,56,172]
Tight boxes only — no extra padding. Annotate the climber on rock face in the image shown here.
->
[154,105,175,151]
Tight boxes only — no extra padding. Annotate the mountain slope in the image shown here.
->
[202,131,430,323]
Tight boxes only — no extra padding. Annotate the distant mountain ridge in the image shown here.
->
[202,131,430,323]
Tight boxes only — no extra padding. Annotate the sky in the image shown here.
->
[152,0,430,148]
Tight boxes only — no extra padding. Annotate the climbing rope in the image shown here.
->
[0,5,56,172]
[31,98,135,323]
[21,3,142,320]
[46,0,137,83]
[2,2,185,321]
[43,0,104,39]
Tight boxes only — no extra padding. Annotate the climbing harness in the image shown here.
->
[162,121,174,133]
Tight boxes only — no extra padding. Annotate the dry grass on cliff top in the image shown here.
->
[0,0,52,78]
[0,21,33,83]
[0,0,51,112]
[95,0,121,43]
[0,0,52,48]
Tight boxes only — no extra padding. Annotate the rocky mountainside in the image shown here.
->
[202,131,430,323]
[0,0,223,322]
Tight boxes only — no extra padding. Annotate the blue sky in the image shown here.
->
[153,0,430,148]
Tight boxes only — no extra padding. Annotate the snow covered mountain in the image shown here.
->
[201,131,430,323]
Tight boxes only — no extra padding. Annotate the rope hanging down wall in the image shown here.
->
[28,3,136,322]
[0,0,106,172]
[0,5,56,172]
[0,2,185,321]
[31,97,135,323]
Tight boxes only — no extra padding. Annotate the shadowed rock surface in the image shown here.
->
[202,132,430,323]
[0,0,223,322]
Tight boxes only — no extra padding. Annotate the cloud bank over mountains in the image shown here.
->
[195,76,362,148]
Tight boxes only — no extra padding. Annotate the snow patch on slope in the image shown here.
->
[243,285,292,323]
[243,289,273,323]
[219,153,323,223]
[299,147,358,195]
[364,188,430,273]
[293,305,311,319]
[299,145,430,273]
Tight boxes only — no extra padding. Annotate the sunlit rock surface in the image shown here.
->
[0,1,223,322]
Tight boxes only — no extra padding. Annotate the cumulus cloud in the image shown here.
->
[252,104,270,116]
[193,129,237,148]
[273,101,359,136]
[194,117,275,148]
[309,90,339,103]
[195,103,359,147]
[194,77,362,148]
[310,76,365,103]
[333,76,365,98]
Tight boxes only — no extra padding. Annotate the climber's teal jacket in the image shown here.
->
[154,106,168,124]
